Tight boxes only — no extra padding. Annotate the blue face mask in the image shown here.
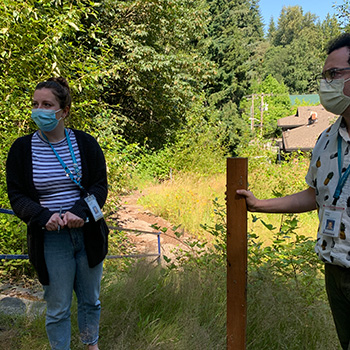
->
[31,108,62,132]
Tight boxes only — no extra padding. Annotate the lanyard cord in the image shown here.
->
[64,129,81,181]
[333,135,350,204]
[41,129,85,191]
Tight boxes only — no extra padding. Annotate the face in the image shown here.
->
[322,46,350,117]
[323,46,350,92]
[32,88,68,120]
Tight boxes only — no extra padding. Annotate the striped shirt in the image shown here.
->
[32,129,82,212]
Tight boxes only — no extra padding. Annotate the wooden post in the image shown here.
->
[226,158,248,350]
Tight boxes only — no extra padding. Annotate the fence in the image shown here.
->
[0,210,162,264]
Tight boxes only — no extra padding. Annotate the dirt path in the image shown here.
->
[111,191,188,263]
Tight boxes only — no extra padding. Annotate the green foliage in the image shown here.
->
[181,195,321,294]
[272,6,318,47]
[247,268,338,349]
[335,0,350,29]
[264,5,340,94]
[317,14,341,53]
[0,0,347,281]
[249,214,323,291]
[267,17,276,41]
[5,261,226,349]
[0,215,33,279]
[0,0,213,148]
[135,96,228,181]
[245,215,336,349]
[236,139,311,198]
[159,193,337,349]
[103,227,136,273]
[0,0,107,131]
[205,0,264,105]
[203,198,337,348]
[97,0,213,149]
[0,163,340,349]
[203,0,264,148]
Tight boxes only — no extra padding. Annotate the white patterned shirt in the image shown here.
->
[306,116,350,266]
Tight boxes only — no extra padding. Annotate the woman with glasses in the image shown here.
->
[6,77,108,350]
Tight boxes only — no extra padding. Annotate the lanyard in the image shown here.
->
[41,129,84,191]
[333,134,350,203]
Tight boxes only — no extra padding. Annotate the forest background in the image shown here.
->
[1,0,350,349]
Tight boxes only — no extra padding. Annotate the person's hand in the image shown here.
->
[236,189,259,212]
[45,212,65,231]
[62,211,84,228]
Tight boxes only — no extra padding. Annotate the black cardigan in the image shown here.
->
[6,129,109,285]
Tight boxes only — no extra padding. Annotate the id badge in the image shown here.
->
[84,194,104,221]
[320,205,344,238]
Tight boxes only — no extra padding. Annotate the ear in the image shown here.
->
[62,106,70,119]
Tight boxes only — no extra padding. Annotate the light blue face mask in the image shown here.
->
[31,108,62,132]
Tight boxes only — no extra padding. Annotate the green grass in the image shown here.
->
[0,260,340,349]
[99,263,226,349]
[138,172,226,239]
[1,261,226,350]
[247,270,340,350]
[137,154,317,244]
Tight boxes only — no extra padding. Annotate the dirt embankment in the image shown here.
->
[111,191,188,261]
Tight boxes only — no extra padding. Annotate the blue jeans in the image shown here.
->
[43,228,103,350]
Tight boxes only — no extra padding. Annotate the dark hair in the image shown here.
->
[35,77,72,110]
[327,33,350,64]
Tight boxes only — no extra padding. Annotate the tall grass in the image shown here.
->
[137,149,319,243]
[247,270,339,350]
[99,263,226,349]
[138,172,226,238]
[1,261,226,350]
[1,259,340,349]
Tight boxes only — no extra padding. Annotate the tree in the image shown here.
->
[206,0,264,105]
[334,0,350,29]
[263,6,331,93]
[267,17,276,42]
[0,0,214,151]
[273,6,318,47]
[203,0,264,149]
[0,0,110,137]
[0,0,220,272]
[94,0,213,149]
[317,14,342,52]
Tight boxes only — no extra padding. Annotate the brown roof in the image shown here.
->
[277,105,333,129]
[278,105,338,152]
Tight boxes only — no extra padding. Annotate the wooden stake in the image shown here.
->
[226,158,248,350]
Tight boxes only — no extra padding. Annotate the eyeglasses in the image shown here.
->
[316,67,350,83]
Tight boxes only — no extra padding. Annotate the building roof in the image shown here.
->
[278,105,338,152]
[278,105,332,129]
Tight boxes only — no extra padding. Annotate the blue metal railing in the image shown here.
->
[0,208,14,215]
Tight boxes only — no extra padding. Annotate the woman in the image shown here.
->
[6,77,108,350]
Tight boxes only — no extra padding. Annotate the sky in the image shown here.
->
[259,0,338,31]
